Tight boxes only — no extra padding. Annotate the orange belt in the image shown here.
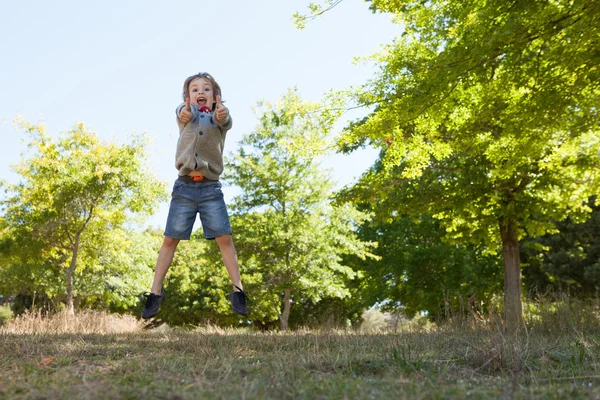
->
[179,174,216,183]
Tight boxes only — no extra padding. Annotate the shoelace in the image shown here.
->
[143,292,162,306]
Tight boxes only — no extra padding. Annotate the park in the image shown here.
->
[1,0,599,398]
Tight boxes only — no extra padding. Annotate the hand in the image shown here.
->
[215,95,228,121]
[180,97,192,123]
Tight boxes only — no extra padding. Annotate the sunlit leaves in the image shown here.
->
[225,89,377,326]
[293,0,345,30]
[338,0,600,248]
[0,120,167,311]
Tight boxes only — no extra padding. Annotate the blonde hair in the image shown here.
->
[182,72,223,108]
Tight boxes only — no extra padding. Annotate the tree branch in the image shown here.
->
[299,0,345,26]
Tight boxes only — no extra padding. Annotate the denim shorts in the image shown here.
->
[164,178,232,240]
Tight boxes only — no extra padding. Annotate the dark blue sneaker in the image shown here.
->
[142,291,165,319]
[228,285,248,317]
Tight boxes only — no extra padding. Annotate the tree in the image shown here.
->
[225,89,377,330]
[305,0,600,328]
[521,197,600,297]
[75,228,164,313]
[0,120,166,315]
[348,206,504,320]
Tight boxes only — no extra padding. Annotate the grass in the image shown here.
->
[2,311,600,399]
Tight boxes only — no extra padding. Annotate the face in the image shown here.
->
[188,77,215,110]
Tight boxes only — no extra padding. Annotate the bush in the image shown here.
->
[0,305,13,325]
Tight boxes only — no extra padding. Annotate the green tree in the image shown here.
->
[350,208,504,320]
[304,0,600,328]
[225,89,377,330]
[521,197,600,297]
[76,228,163,312]
[0,120,166,315]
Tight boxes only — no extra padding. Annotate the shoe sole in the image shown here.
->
[141,311,158,319]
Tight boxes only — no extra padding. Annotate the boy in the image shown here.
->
[142,72,248,319]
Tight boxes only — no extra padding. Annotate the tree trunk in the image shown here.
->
[500,219,522,330]
[65,234,80,316]
[65,268,74,316]
[280,288,291,331]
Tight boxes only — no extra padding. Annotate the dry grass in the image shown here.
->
[0,310,144,334]
[2,304,600,399]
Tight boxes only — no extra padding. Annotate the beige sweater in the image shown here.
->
[174,103,232,180]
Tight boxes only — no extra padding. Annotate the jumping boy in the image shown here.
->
[142,72,248,319]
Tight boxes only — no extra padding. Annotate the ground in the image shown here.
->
[2,323,600,399]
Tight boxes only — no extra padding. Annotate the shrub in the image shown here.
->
[0,305,13,325]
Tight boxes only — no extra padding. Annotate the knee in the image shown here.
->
[215,234,234,248]
[162,236,180,249]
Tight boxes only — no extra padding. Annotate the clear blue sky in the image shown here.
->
[0,0,399,229]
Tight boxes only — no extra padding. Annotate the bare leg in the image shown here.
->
[150,236,180,294]
[215,234,243,291]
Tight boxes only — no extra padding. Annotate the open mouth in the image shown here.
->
[196,96,207,106]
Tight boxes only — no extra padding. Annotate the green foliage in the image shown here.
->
[350,211,503,319]
[288,296,362,328]
[0,120,167,312]
[293,0,345,30]
[77,229,162,312]
[329,0,600,325]
[155,230,239,326]
[521,197,600,297]
[224,89,378,327]
[338,0,600,245]
[0,305,12,325]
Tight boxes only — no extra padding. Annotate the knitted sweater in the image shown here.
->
[174,103,232,180]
